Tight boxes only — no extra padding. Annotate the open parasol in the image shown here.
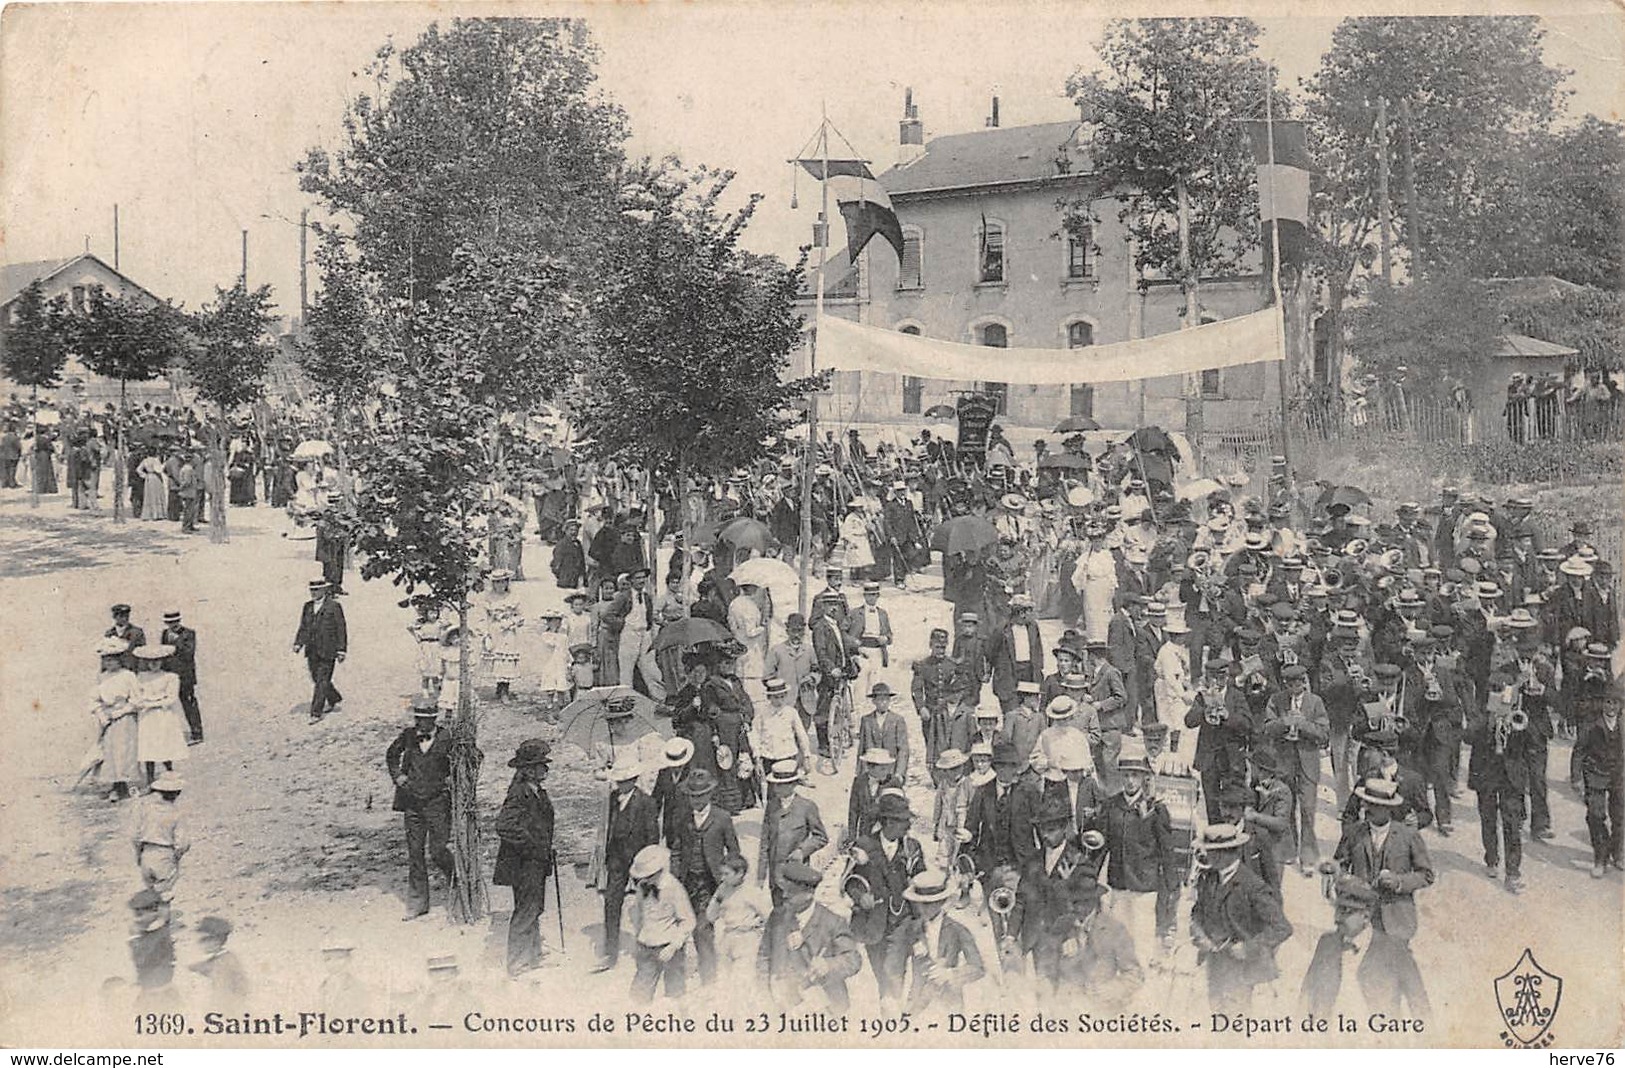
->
[1037,452,1090,470]
[716,516,772,554]
[930,514,998,556]
[557,686,668,758]
[1316,485,1372,515]
[651,616,732,653]
[1177,478,1226,501]
[292,439,333,461]
[729,556,802,610]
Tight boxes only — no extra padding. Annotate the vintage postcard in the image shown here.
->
[1,0,1621,1053]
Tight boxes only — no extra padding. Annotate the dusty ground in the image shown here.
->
[0,488,1619,1049]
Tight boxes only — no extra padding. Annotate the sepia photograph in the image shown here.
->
[0,0,1621,1053]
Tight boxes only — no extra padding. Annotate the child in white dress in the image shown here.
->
[535,611,569,719]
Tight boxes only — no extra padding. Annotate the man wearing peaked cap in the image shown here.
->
[494,738,556,976]
[293,577,347,722]
[627,844,696,1003]
[1300,873,1427,1019]
[385,697,454,920]
[759,859,864,1010]
[106,603,147,671]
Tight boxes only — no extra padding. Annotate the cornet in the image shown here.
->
[1080,829,1106,852]
[989,886,1017,916]
[1420,661,1443,703]
[1204,698,1230,727]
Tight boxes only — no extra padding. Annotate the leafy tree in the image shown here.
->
[1065,18,1273,285]
[297,17,627,305]
[1497,280,1624,370]
[297,233,383,497]
[0,281,72,506]
[1303,16,1568,378]
[573,160,819,587]
[72,287,190,521]
[1344,274,1500,394]
[189,283,279,542]
[346,247,581,921]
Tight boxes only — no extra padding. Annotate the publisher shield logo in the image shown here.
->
[1494,948,1561,1048]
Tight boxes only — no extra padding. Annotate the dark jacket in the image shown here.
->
[1334,821,1434,942]
[159,625,198,682]
[1011,841,1096,952]
[492,777,554,889]
[673,805,741,887]
[1301,929,1431,1018]
[1189,862,1293,985]
[847,833,926,946]
[988,620,1045,703]
[757,903,863,1010]
[968,777,1040,877]
[385,726,454,811]
[605,786,660,872]
[295,597,348,660]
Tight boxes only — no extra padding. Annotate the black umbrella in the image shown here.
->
[922,404,958,421]
[1125,425,1181,460]
[1054,415,1101,433]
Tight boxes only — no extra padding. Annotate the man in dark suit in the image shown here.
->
[968,741,1040,895]
[106,603,147,672]
[1188,823,1294,1012]
[1007,796,1099,997]
[0,423,20,488]
[988,596,1045,712]
[1469,663,1540,893]
[314,495,349,594]
[894,870,985,1012]
[759,861,863,1009]
[670,769,740,985]
[845,748,899,847]
[1099,754,1179,948]
[493,739,556,976]
[810,592,853,767]
[1107,595,1147,731]
[384,701,455,920]
[1262,664,1330,871]
[1081,640,1129,792]
[758,761,828,904]
[292,578,346,722]
[911,628,960,769]
[1300,875,1431,1019]
[159,610,203,745]
[846,792,926,1002]
[596,759,659,972]
[1334,778,1435,946]
[1185,654,1255,822]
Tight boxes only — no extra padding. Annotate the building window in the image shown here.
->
[899,231,923,290]
[1066,227,1091,278]
[899,325,924,413]
[1067,320,1094,418]
[979,221,1005,283]
[71,285,87,313]
[1201,369,1223,398]
[979,323,1008,414]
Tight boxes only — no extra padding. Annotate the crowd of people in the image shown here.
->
[86,409,1623,1019]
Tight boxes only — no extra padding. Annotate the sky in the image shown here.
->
[3,1,1621,320]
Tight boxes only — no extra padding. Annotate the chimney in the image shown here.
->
[898,87,925,166]
[986,95,1000,128]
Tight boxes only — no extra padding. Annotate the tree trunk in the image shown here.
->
[645,466,659,589]
[677,454,693,601]
[448,595,488,924]
[112,378,128,524]
[208,407,229,544]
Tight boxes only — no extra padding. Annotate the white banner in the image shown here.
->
[816,305,1284,385]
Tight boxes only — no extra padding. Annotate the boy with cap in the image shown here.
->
[190,916,249,1011]
[1300,875,1429,1018]
[857,682,911,783]
[758,861,864,1009]
[494,738,557,976]
[385,698,455,919]
[627,844,696,1003]
[132,772,189,900]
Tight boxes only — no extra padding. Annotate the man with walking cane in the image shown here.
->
[494,738,558,976]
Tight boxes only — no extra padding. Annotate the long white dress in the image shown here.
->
[839,512,875,570]
[92,668,141,784]
[1071,544,1119,643]
[135,670,188,766]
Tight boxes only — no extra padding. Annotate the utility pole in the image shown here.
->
[240,229,248,287]
[113,204,120,269]
[1177,175,1202,469]
[798,112,830,619]
[299,207,309,323]
[1376,97,1392,286]
[1265,65,1293,474]
[1399,98,1423,281]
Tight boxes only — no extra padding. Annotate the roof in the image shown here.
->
[0,253,161,308]
[880,121,1088,197]
[1494,334,1578,360]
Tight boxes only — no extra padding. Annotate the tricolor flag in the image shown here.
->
[1242,119,1313,277]
[797,158,904,266]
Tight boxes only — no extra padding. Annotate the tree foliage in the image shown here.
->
[0,281,72,390]
[1303,16,1568,290]
[298,232,382,413]
[1344,274,1501,392]
[190,283,279,542]
[1064,18,1275,284]
[574,160,817,488]
[72,287,189,389]
[298,17,627,305]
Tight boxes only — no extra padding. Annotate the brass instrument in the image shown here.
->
[1204,697,1230,727]
[1080,828,1107,852]
[1192,847,1212,871]
[1323,569,1346,591]
[1392,712,1410,734]
[1421,661,1443,703]
[989,886,1017,916]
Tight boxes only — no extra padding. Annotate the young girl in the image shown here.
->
[482,571,524,702]
[408,605,445,697]
[535,611,569,719]
[437,628,463,715]
[568,643,596,701]
[706,854,766,981]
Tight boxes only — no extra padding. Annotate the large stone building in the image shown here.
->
[795,97,1282,435]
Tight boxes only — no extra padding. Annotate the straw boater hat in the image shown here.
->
[1045,696,1078,720]
[150,772,184,793]
[133,644,176,661]
[1196,823,1250,850]
[95,637,129,658]
[935,748,968,771]
[1560,557,1594,578]
[608,759,643,783]
[902,869,952,904]
[1355,777,1405,807]
[859,747,897,767]
[765,759,805,785]
[763,677,788,698]
[662,737,695,768]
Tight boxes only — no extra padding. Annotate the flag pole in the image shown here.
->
[797,108,830,619]
[1265,64,1293,474]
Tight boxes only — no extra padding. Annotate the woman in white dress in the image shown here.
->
[133,645,187,782]
[137,453,167,521]
[728,584,769,708]
[1069,520,1119,644]
[838,502,875,574]
[91,637,141,801]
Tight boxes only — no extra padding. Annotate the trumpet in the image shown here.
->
[989,886,1017,915]
[1507,708,1530,733]
[1193,847,1212,871]
[1421,661,1443,703]
[1392,712,1410,734]
[1323,569,1346,591]
[1080,828,1106,852]
[1204,701,1230,727]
